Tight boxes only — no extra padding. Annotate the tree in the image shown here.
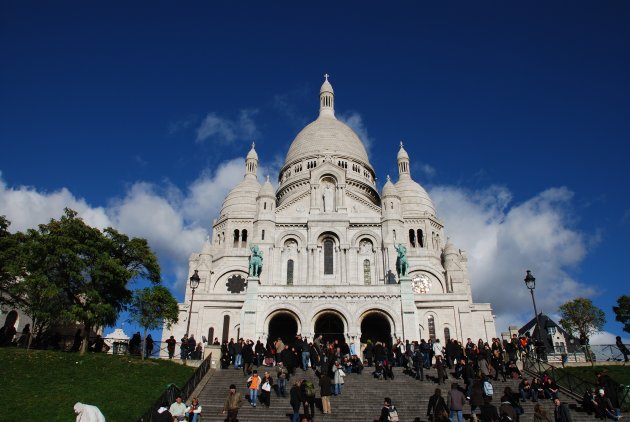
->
[559,298,606,364]
[129,285,179,360]
[22,209,161,353]
[0,216,22,308]
[613,295,630,334]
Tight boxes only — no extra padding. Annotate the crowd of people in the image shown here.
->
[212,333,625,422]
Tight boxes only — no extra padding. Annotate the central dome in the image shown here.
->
[283,76,371,168]
[284,116,370,166]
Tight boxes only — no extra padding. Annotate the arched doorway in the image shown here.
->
[314,312,345,344]
[268,313,298,347]
[361,312,392,347]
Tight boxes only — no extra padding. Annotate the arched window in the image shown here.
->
[264,202,267,210]
[393,230,397,241]
[409,229,416,247]
[417,229,424,247]
[222,315,230,342]
[324,239,334,275]
[233,230,240,248]
[241,229,248,248]
[287,259,294,285]
[428,316,436,341]
[208,327,215,343]
[261,230,265,241]
[363,259,371,285]
[444,327,451,343]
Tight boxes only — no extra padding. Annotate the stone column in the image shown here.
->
[240,276,259,341]
[399,276,419,342]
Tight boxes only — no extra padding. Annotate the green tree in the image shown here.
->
[0,216,23,308]
[559,298,606,364]
[129,285,179,360]
[613,295,630,334]
[22,209,161,353]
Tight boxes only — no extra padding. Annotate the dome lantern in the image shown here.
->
[245,142,258,179]
[397,141,410,179]
[319,74,335,118]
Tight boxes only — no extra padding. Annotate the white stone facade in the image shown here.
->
[162,77,496,354]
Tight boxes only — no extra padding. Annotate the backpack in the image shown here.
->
[303,380,315,397]
[483,380,494,397]
[388,405,399,422]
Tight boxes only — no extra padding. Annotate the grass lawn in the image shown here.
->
[558,365,630,385]
[0,347,195,421]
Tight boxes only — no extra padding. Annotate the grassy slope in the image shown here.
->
[558,365,630,385]
[0,348,194,421]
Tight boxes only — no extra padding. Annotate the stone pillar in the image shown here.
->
[240,276,259,341]
[399,276,418,342]
[339,247,346,284]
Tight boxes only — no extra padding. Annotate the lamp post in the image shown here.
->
[524,270,544,360]
[185,270,201,337]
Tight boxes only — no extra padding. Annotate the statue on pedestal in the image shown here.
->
[395,243,409,277]
[249,245,263,277]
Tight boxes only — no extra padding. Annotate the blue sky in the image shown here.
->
[1,1,628,342]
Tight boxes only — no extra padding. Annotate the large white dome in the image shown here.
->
[284,115,370,167]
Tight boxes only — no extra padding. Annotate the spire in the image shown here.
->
[245,142,258,179]
[397,141,410,179]
[319,74,335,118]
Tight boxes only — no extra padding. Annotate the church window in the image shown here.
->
[241,229,248,248]
[233,230,240,248]
[444,327,451,343]
[428,316,436,341]
[324,239,334,275]
[264,202,267,210]
[554,342,565,353]
[261,230,265,241]
[409,229,416,247]
[417,229,424,247]
[222,315,230,342]
[287,259,294,285]
[208,327,214,344]
[390,201,393,210]
[363,259,371,285]
[392,230,397,241]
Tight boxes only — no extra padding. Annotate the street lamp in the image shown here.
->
[185,270,201,337]
[524,270,544,360]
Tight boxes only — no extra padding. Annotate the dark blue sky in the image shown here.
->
[1,1,629,338]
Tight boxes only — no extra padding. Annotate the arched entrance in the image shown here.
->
[268,313,298,346]
[314,312,345,344]
[361,312,392,347]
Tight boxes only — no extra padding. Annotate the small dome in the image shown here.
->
[201,239,213,255]
[246,143,258,160]
[258,176,275,198]
[395,178,436,216]
[381,175,399,197]
[220,177,261,217]
[397,142,409,160]
[443,238,458,256]
[320,74,334,94]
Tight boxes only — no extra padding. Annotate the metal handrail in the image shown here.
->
[139,352,212,422]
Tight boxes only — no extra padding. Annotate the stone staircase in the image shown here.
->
[195,365,603,421]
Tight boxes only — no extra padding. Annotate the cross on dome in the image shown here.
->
[324,73,329,81]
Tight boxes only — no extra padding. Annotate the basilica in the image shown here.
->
[163,77,496,353]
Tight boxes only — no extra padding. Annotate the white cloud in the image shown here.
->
[339,111,372,153]
[0,154,280,290]
[431,185,595,333]
[196,109,259,144]
[0,175,110,231]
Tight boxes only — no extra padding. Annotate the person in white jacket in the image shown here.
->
[74,402,105,422]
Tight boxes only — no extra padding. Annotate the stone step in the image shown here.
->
[194,366,606,422]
